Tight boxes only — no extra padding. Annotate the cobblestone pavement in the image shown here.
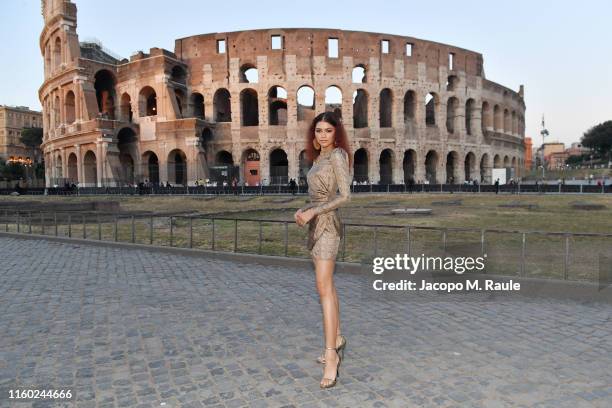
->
[0,237,610,408]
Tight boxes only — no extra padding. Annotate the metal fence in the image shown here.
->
[1,183,611,196]
[1,210,610,282]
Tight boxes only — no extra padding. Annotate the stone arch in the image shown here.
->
[503,155,510,168]
[425,92,438,126]
[446,151,459,183]
[240,88,259,126]
[53,95,60,128]
[65,90,75,124]
[379,149,394,184]
[354,148,369,182]
[403,149,416,183]
[352,64,366,83]
[480,153,490,183]
[190,92,204,119]
[83,150,97,187]
[117,127,138,185]
[213,88,232,122]
[325,86,343,117]
[425,150,439,184]
[352,89,368,128]
[482,101,492,132]
[67,153,78,182]
[141,151,159,184]
[120,93,133,122]
[504,109,510,133]
[379,88,393,128]
[167,149,187,186]
[269,148,288,185]
[464,151,477,182]
[493,105,502,131]
[297,85,315,122]
[511,111,517,134]
[94,69,117,119]
[268,86,287,125]
[446,97,459,133]
[493,154,502,168]
[403,90,416,123]
[239,64,258,83]
[465,98,476,136]
[139,86,157,117]
[241,148,260,186]
[53,36,61,70]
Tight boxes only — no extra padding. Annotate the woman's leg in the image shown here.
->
[314,257,340,386]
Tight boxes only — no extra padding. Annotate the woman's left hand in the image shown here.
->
[295,208,315,227]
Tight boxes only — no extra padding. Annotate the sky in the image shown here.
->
[1,0,611,148]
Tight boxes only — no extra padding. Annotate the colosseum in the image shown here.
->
[39,0,525,188]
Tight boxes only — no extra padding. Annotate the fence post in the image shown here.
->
[232,219,238,252]
[480,230,486,257]
[169,216,173,247]
[521,232,526,276]
[16,212,20,233]
[82,214,86,239]
[564,234,570,280]
[28,212,32,234]
[442,229,447,252]
[211,218,215,250]
[189,217,193,249]
[149,216,154,244]
[54,212,58,236]
[406,226,411,257]
[67,214,71,238]
[131,216,135,243]
[284,221,288,257]
[258,220,262,254]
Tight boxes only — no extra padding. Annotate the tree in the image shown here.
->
[581,121,612,162]
[20,127,43,161]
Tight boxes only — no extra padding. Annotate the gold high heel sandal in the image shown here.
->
[317,334,346,364]
[320,346,341,389]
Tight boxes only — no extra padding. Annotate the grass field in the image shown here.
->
[1,193,611,281]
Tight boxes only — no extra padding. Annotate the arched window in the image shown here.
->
[94,70,117,119]
[239,64,258,83]
[213,89,232,122]
[352,89,368,128]
[65,91,76,124]
[240,88,259,126]
[465,99,475,135]
[352,65,366,83]
[425,93,437,126]
[120,93,132,122]
[446,97,459,134]
[191,93,204,119]
[268,86,287,125]
[297,86,315,122]
[139,86,157,117]
[53,37,62,71]
[403,90,416,123]
[325,86,342,117]
[379,89,392,128]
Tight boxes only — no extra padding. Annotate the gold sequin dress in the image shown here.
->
[301,147,351,260]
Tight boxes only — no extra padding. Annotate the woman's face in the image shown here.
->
[314,120,336,149]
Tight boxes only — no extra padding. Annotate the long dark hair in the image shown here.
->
[305,111,352,166]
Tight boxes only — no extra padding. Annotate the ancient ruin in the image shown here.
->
[40,0,525,187]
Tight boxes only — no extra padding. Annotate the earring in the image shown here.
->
[333,140,338,147]
[313,139,321,150]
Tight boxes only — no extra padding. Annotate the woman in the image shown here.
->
[294,111,351,389]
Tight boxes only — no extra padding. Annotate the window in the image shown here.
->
[449,52,455,70]
[217,39,226,54]
[406,43,413,57]
[328,38,338,58]
[381,40,389,54]
[271,35,282,50]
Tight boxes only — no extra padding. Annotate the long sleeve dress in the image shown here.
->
[301,147,351,260]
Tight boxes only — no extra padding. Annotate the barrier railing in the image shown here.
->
[1,183,611,196]
[1,210,610,282]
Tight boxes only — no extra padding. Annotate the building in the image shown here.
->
[566,142,591,157]
[523,136,532,170]
[0,105,43,163]
[39,0,526,187]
